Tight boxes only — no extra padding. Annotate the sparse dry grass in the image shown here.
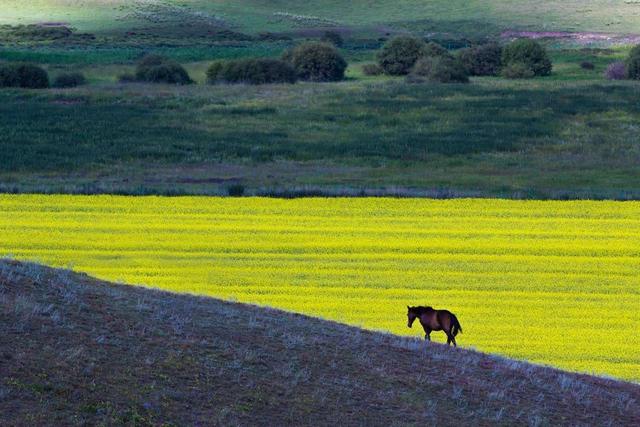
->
[1,259,639,425]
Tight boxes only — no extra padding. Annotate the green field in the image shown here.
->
[1,1,639,198]
[2,195,639,381]
[2,56,639,199]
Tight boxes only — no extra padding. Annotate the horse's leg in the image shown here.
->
[441,313,456,347]
[444,326,455,346]
[423,327,432,341]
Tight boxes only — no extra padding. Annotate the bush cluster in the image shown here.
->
[286,42,347,82]
[456,43,502,76]
[377,36,478,82]
[501,39,552,77]
[409,56,469,83]
[377,36,431,75]
[0,63,49,88]
[135,55,193,85]
[377,37,553,80]
[207,58,297,85]
[53,72,87,88]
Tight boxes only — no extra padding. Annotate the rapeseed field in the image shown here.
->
[1,195,638,381]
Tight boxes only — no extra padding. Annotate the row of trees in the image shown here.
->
[204,36,554,86]
[116,42,349,86]
[4,36,640,88]
[207,42,347,84]
[117,39,640,85]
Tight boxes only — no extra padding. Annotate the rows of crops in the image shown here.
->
[1,195,638,381]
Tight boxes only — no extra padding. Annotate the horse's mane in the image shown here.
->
[409,306,433,314]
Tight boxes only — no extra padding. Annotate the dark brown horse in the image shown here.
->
[407,306,462,346]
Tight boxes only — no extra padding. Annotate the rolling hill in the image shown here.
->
[2,0,640,37]
[1,259,639,425]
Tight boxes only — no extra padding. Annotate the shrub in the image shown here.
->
[17,64,50,88]
[206,60,227,83]
[361,63,384,76]
[626,45,640,79]
[500,62,535,79]
[0,63,50,88]
[456,43,502,76]
[321,30,344,47]
[580,61,595,70]
[288,42,347,82]
[53,72,87,88]
[142,63,193,85]
[502,39,552,76]
[0,64,20,87]
[377,36,428,75]
[604,61,627,80]
[135,54,193,85]
[409,56,469,83]
[207,58,297,85]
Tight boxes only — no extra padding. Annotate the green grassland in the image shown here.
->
[1,48,639,198]
[1,0,639,198]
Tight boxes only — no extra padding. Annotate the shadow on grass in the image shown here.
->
[0,82,638,172]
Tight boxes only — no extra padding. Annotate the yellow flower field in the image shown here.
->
[1,195,638,381]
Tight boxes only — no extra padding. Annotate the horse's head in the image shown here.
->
[407,306,418,328]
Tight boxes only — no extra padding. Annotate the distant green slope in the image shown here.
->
[2,0,640,36]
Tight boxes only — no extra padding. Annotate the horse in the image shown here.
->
[407,306,462,346]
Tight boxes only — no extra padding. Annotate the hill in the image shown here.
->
[1,259,638,425]
[2,0,640,37]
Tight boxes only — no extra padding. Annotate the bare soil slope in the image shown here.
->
[1,259,638,426]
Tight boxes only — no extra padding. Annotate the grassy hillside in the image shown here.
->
[2,195,639,381]
[1,259,638,425]
[1,57,639,199]
[2,0,640,36]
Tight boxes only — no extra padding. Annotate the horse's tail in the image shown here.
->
[451,314,462,336]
